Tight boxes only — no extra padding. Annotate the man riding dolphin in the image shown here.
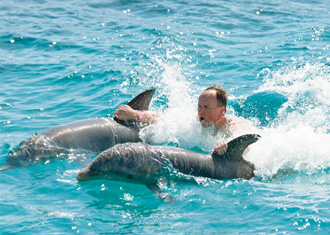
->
[115,84,258,155]
[2,84,260,185]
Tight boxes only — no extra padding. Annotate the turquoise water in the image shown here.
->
[1,0,330,233]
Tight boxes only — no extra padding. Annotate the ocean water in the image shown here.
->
[1,0,330,233]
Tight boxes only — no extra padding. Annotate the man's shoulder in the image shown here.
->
[226,114,256,134]
[226,114,246,123]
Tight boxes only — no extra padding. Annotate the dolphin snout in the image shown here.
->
[76,167,98,181]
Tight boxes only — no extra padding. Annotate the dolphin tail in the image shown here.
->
[0,164,14,171]
[214,134,261,160]
[127,89,155,110]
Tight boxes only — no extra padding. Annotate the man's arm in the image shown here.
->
[213,116,257,155]
[114,105,160,124]
[213,141,228,155]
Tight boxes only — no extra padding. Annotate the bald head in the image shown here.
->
[205,84,228,108]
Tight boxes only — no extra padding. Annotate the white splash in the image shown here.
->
[245,60,330,179]
[138,56,227,151]
[138,54,330,180]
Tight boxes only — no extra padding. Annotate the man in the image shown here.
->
[114,84,254,155]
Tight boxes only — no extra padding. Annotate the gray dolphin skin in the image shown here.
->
[0,89,155,171]
[77,134,260,193]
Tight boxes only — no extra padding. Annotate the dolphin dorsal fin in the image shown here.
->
[127,89,155,110]
[213,134,260,160]
[114,89,155,126]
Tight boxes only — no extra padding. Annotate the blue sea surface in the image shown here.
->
[1,0,330,233]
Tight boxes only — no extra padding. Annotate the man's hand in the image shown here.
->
[114,105,138,121]
[213,140,228,155]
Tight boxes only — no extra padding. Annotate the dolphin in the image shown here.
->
[76,134,260,198]
[0,89,155,171]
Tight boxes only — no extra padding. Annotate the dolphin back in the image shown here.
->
[77,134,261,183]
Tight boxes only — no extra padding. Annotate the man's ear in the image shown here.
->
[220,106,226,114]
[217,106,226,119]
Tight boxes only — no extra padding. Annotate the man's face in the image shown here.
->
[198,90,224,128]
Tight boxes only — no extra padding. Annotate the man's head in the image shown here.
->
[198,84,228,128]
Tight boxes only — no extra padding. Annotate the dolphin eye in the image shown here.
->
[126,174,134,179]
